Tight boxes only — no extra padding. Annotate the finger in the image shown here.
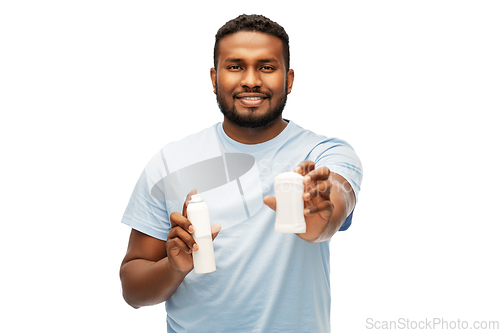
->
[294,161,315,176]
[167,236,193,255]
[304,179,331,201]
[304,200,334,216]
[211,224,222,240]
[166,240,182,257]
[263,195,277,211]
[182,189,198,217]
[169,212,195,234]
[167,226,198,252]
[303,166,330,185]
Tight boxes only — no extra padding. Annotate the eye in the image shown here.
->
[260,66,275,72]
[228,65,242,71]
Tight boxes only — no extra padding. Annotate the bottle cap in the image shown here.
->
[274,172,304,186]
[189,194,203,203]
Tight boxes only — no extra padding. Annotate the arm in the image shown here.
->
[119,229,189,308]
[120,190,221,308]
[264,161,356,243]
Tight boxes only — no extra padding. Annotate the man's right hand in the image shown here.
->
[167,189,221,273]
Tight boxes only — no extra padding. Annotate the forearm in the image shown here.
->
[120,257,188,308]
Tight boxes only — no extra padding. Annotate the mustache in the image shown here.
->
[233,89,271,98]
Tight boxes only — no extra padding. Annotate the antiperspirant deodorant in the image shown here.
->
[187,194,216,274]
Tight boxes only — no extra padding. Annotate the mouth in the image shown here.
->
[235,93,269,107]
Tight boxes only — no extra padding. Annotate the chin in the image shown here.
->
[225,110,282,129]
[216,90,288,129]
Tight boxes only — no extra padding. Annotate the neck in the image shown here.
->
[222,117,288,144]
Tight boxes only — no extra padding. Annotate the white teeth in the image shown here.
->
[243,97,263,100]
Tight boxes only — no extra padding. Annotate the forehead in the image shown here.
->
[217,31,285,65]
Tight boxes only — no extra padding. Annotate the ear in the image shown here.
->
[210,68,217,94]
[287,69,295,94]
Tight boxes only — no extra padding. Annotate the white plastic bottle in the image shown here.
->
[187,194,216,274]
[274,172,306,234]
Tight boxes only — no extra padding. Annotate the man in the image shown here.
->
[120,14,362,332]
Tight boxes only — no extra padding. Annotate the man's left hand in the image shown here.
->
[264,161,355,242]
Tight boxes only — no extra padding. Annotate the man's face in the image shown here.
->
[211,31,294,129]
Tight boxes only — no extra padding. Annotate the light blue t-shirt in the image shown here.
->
[122,120,362,333]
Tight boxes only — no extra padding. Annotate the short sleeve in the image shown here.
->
[308,138,363,231]
[121,167,171,241]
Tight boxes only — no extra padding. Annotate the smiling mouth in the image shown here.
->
[241,96,264,100]
[235,93,268,107]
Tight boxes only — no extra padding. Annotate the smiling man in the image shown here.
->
[120,14,363,332]
[212,30,293,139]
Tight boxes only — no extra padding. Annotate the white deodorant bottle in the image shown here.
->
[274,172,306,234]
[187,194,216,274]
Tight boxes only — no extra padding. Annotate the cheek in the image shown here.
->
[267,79,287,98]
[217,73,239,93]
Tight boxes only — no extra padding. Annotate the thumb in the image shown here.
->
[211,224,222,240]
[263,195,277,211]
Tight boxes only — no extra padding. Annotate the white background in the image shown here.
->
[1,1,499,332]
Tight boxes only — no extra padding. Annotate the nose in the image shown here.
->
[240,68,262,89]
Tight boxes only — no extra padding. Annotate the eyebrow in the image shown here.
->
[223,58,279,63]
[257,58,279,64]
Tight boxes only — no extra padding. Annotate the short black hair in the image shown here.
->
[214,14,290,71]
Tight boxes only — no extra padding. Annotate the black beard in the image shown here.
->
[216,84,288,130]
